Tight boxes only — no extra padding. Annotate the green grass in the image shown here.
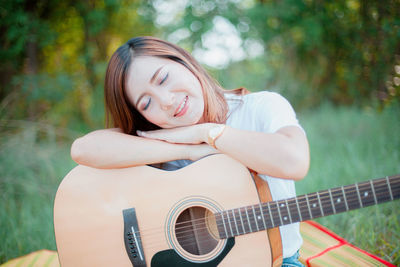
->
[0,122,77,263]
[296,103,400,264]
[0,104,399,265]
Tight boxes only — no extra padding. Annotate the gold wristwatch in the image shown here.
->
[207,124,226,149]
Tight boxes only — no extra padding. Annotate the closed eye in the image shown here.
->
[143,98,151,111]
[159,73,168,85]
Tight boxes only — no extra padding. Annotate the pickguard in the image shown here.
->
[151,237,235,267]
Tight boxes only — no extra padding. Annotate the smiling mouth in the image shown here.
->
[174,96,188,117]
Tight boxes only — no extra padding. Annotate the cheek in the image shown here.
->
[143,111,170,128]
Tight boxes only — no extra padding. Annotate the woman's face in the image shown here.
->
[125,56,205,129]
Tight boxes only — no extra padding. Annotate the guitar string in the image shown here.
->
[128,178,399,238]
[129,181,399,248]
[136,178,398,236]
[139,193,398,251]
[141,190,397,251]
[133,197,399,250]
[141,185,395,245]
[129,179,400,246]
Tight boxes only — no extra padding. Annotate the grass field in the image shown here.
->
[0,103,399,265]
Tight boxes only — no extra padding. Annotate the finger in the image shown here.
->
[137,130,165,140]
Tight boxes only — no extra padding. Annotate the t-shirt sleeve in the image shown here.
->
[254,92,303,133]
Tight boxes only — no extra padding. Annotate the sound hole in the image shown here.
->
[175,206,219,256]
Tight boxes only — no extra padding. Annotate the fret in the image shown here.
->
[374,178,392,203]
[341,186,349,211]
[252,206,260,232]
[248,206,258,233]
[370,180,377,204]
[260,204,273,229]
[287,198,300,223]
[388,175,400,200]
[286,198,300,222]
[275,201,284,225]
[297,195,312,220]
[238,207,247,234]
[316,191,324,217]
[267,203,275,228]
[225,210,234,237]
[269,202,281,227]
[344,185,361,210]
[217,212,228,239]
[355,183,363,208]
[387,176,394,201]
[357,181,376,207]
[285,199,293,224]
[307,193,322,218]
[278,201,290,225]
[328,189,336,214]
[259,203,267,230]
[330,187,346,213]
[245,207,253,233]
[319,190,334,216]
[295,197,303,221]
[270,201,281,227]
[305,194,313,219]
[231,209,240,236]
[251,204,264,231]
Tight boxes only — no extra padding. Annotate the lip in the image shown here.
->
[174,96,189,117]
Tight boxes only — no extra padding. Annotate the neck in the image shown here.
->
[215,174,400,239]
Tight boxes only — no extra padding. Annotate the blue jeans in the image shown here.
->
[281,250,305,267]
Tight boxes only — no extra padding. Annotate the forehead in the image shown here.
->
[125,56,169,101]
[127,56,170,84]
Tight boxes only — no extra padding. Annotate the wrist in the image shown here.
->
[206,123,226,149]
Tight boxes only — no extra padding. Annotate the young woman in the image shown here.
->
[71,36,309,266]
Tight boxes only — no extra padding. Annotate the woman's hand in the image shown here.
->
[137,123,215,144]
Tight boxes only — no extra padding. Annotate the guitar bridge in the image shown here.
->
[123,208,147,267]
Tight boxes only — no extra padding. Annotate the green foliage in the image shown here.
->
[157,0,400,108]
[0,0,156,131]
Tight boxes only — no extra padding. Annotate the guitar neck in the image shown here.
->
[215,174,400,239]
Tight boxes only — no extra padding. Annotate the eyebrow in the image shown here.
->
[135,66,164,107]
[150,66,163,84]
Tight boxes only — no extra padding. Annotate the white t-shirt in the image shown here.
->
[164,91,303,258]
[226,91,303,258]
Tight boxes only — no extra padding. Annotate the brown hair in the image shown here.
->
[104,36,246,135]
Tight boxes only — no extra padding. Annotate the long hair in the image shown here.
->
[104,36,246,135]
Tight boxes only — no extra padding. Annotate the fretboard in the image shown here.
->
[215,174,400,239]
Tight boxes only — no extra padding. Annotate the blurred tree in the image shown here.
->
[155,0,400,108]
[0,0,155,131]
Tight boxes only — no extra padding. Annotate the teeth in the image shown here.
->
[176,97,187,115]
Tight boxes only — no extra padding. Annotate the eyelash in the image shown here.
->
[159,73,168,85]
[143,98,151,111]
[142,73,168,111]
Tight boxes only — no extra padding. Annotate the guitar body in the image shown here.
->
[54,154,273,266]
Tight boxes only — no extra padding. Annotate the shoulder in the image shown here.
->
[234,91,294,117]
[243,91,289,105]
[225,90,294,116]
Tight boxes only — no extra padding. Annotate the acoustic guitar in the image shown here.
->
[53,154,399,267]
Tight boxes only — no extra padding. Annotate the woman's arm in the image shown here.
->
[71,128,216,169]
[214,125,309,180]
[137,124,310,180]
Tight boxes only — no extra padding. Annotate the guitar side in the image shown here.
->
[54,154,273,266]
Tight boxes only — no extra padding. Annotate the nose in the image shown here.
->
[159,91,175,111]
